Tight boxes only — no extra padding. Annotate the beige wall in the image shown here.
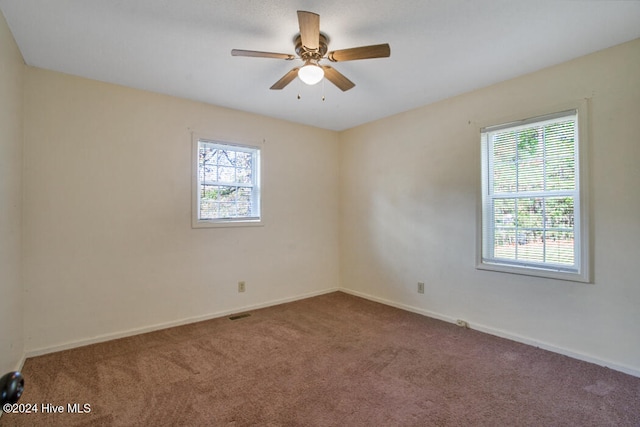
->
[0,10,24,373]
[23,68,340,353]
[340,39,640,374]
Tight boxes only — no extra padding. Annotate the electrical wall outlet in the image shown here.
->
[417,282,425,294]
[238,281,246,293]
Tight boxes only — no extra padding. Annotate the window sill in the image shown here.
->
[476,260,590,283]
[192,218,263,229]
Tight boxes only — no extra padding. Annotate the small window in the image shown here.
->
[192,136,261,227]
[478,105,589,282]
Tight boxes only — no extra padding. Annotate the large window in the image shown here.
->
[192,137,261,227]
[478,105,589,282]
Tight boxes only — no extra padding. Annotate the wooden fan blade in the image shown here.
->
[297,11,320,50]
[231,49,295,60]
[327,43,390,62]
[270,68,300,90]
[322,66,355,91]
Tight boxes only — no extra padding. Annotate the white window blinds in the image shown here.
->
[479,108,589,282]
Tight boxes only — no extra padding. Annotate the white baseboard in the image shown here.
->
[26,287,340,358]
[22,286,639,378]
[14,353,26,372]
[340,288,640,378]
[341,288,460,324]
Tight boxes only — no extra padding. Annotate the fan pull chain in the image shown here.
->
[295,79,326,101]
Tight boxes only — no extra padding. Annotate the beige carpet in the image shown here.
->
[2,292,639,426]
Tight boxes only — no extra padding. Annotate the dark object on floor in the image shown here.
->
[0,371,24,406]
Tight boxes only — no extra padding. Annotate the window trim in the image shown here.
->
[191,134,263,228]
[476,100,591,283]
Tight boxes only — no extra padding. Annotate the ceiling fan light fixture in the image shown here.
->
[298,60,324,85]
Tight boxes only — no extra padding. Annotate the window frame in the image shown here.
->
[191,134,263,228]
[476,101,590,283]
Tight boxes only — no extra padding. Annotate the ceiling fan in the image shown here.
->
[231,10,391,91]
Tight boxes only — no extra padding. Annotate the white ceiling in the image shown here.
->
[2,1,640,131]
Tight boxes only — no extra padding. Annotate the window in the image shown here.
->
[478,104,589,282]
[192,136,261,227]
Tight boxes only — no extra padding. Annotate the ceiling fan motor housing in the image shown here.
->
[295,34,328,61]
